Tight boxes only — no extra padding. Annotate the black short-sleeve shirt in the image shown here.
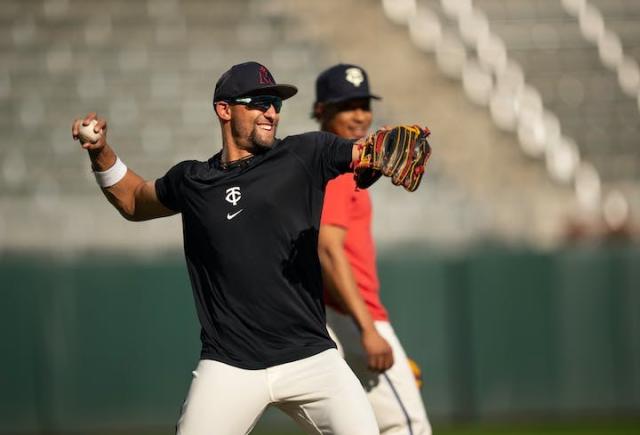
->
[155,132,354,369]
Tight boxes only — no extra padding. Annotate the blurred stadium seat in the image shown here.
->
[0,0,638,252]
[377,0,639,243]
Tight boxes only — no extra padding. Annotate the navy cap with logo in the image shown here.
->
[314,63,382,105]
[213,61,298,103]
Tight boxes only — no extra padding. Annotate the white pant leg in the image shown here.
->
[176,359,270,435]
[270,349,379,435]
[326,309,432,435]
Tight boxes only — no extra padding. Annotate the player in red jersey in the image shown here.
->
[314,64,432,435]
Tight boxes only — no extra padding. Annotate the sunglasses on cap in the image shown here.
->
[231,95,283,113]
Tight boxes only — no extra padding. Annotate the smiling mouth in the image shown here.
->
[258,124,273,131]
[349,126,368,136]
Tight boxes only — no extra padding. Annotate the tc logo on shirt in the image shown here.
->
[225,187,242,206]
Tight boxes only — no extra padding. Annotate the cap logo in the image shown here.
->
[345,67,364,87]
[258,66,275,85]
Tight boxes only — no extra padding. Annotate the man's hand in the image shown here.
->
[361,327,394,373]
[72,112,116,172]
[72,112,108,151]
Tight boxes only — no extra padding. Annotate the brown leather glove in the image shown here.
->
[354,125,431,192]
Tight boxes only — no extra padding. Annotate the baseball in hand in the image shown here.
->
[77,119,102,143]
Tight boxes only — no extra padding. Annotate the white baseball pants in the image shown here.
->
[326,308,432,435]
[176,348,379,435]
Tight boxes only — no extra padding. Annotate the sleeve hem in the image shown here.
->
[155,177,180,212]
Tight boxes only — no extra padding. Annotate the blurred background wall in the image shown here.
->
[1,0,639,433]
[3,248,639,434]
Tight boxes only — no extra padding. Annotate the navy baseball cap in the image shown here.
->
[213,61,298,102]
[314,63,381,105]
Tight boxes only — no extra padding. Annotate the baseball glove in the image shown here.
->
[353,125,431,192]
[407,357,424,389]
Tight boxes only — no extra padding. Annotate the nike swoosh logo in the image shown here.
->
[226,209,244,220]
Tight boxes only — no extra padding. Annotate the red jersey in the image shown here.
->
[321,173,389,321]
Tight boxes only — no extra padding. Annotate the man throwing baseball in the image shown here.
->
[72,61,430,435]
[314,64,432,435]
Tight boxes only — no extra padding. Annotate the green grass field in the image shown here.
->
[59,419,640,435]
[251,422,640,435]
[433,421,640,435]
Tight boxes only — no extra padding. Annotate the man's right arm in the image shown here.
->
[318,224,394,372]
[72,112,177,221]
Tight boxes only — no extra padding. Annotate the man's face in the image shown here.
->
[323,98,372,139]
[229,100,279,150]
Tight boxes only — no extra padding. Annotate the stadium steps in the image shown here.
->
[465,0,639,228]
[277,0,580,247]
[1,0,637,251]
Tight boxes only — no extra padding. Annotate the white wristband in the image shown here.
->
[94,156,128,187]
